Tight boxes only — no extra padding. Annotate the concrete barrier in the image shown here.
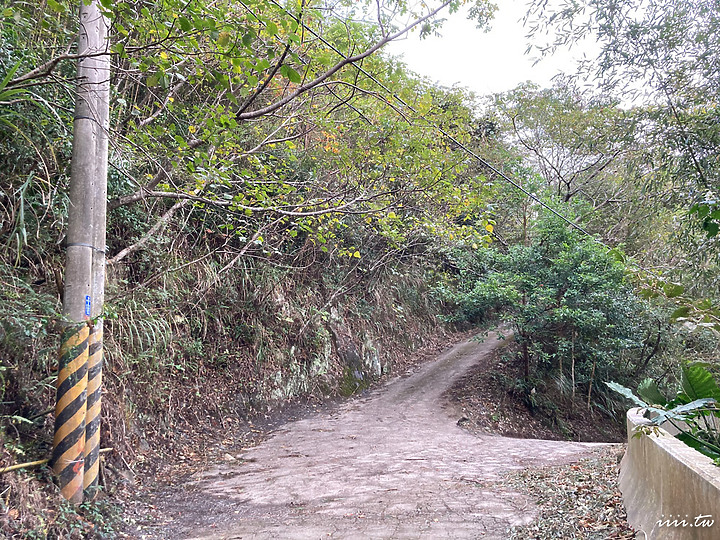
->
[619,407,720,539]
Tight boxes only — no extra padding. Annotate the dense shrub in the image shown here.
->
[443,213,652,405]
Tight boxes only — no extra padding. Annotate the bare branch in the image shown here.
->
[236,41,294,117]
[236,0,453,121]
[107,137,204,210]
[108,199,189,265]
[8,49,112,88]
[136,189,397,217]
[138,80,186,128]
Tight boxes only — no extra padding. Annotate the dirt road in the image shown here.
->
[156,333,608,539]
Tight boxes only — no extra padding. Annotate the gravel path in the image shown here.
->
[151,333,610,539]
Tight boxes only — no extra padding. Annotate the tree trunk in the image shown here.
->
[521,293,530,381]
[570,330,576,411]
[587,358,597,410]
[52,0,110,504]
[558,346,563,386]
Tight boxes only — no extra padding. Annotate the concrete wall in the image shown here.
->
[619,408,720,539]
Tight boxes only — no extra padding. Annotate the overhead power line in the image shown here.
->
[267,1,596,234]
[266,0,663,278]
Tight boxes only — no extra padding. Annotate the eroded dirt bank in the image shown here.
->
[136,333,610,539]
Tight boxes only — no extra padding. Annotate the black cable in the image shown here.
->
[266,0,661,277]
[267,0,595,236]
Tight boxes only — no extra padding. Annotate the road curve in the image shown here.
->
[177,333,607,539]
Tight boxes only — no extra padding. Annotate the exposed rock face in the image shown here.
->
[329,307,382,395]
[362,335,382,378]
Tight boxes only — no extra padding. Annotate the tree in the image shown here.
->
[523,0,720,319]
[487,81,684,262]
[3,0,498,503]
[5,0,497,267]
[492,82,637,204]
[446,210,649,406]
[525,0,720,244]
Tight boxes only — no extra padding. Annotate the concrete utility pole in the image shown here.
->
[52,0,110,504]
[84,2,110,499]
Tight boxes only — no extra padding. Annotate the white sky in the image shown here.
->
[384,1,595,96]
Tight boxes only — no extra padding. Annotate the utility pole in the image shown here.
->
[52,0,110,504]
[84,1,110,499]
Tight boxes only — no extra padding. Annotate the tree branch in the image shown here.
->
[108,199,188,265]
[236,0,453,121]
[8,49,111,88]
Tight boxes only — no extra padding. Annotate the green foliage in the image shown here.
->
[637,378,667,406]
[492,82,638,204]
[679,363,720,403]
[605,381,648,408]
[33,498,123,539]
[607,363,720,461]
[0,1,505,532]
[0,264,60,404]
[443,210,648,400]
[524,0,720,303]
[8,0,720,530]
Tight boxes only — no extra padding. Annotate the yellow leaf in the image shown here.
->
[160,51,168,60]
[353,251,361,258]
[485,224,494,233]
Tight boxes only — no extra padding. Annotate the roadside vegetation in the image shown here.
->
[2,0,720,536]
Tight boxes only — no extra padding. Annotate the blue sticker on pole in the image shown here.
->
[85,295,92,317]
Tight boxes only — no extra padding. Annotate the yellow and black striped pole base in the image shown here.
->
[83,321,103,500]
[51,322,90,504]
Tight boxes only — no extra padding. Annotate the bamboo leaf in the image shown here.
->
[0,61,21,93]
[675,432,720,460]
